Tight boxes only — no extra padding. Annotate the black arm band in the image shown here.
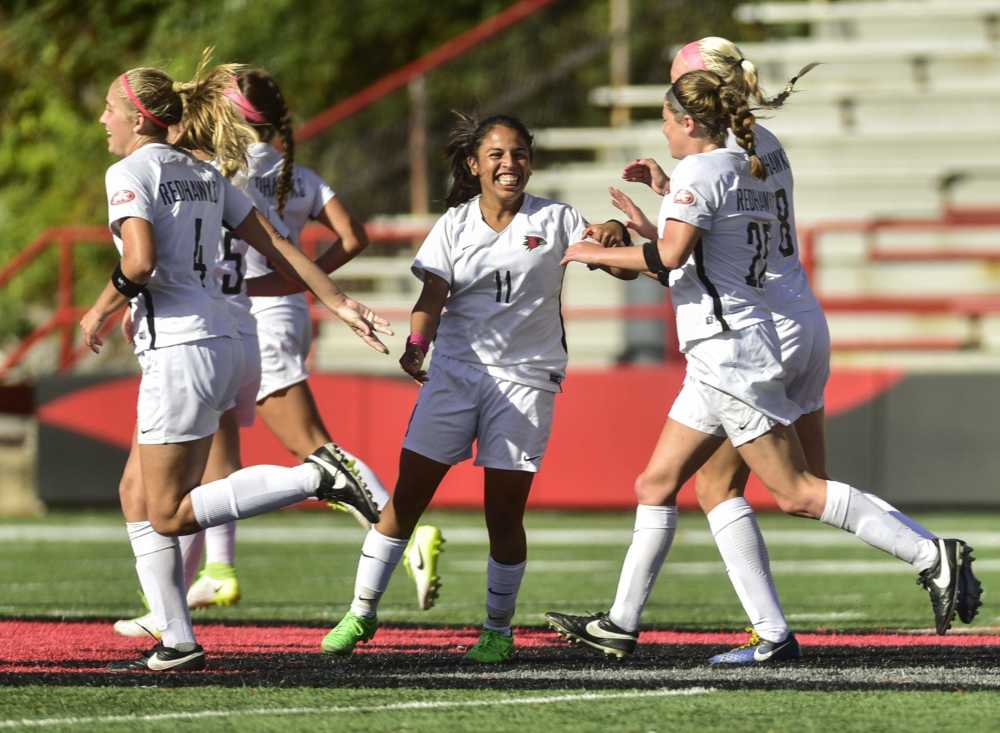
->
[606,219,632,246]
[111,264,146,298]
[642,240,671,287]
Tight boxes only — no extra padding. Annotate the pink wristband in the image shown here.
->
[406,332,431,352]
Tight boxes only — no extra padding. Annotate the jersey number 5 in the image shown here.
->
[221,232,244,295]
[744,221,771,289]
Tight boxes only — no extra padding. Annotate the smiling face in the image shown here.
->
[100,79,140,157]
[468,125,532,207]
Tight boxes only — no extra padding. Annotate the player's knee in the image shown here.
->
[147,513,185,537]
[634,471,677,506]
[694,475,737,513]
[771,479,823,518]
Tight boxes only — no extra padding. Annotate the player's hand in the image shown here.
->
[609,187,658,241]
[622,158,670,196]
[582,222,625,248]
[560,242,607,267]
[80,308,106,354]
[121,308,135,345]
[328,295,393,354]
[399,343,428,384]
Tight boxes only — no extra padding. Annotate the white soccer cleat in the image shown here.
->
[112,611,161,640]
[403,525,444,611]
[186,565,241,609]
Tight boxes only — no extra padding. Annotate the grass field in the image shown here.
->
[2,508,998,731]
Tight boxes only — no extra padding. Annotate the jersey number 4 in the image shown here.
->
[192,218,207,287]
[744,221,771,289]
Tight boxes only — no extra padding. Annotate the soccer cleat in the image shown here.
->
[186,563,241,609]
[957,543,983,625]
[329,500,374,530]
[107,642,206,672]
[321,611,378,656]
[708,629,801,665]
[403,525,444,610]
[307,442,380,526]
[918,538,962,634]
[463,629,515,663]
[112,611,161,640]
[545,610,637,659]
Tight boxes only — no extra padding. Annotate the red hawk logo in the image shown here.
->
[523,235,546,251]
[111,190,136,205]
[673,189,695,205]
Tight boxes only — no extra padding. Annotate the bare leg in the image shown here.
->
[481,468,534,633]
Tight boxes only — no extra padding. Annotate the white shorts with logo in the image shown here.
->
[255,305,311,401]
[403,355,556,473]
[136,336,244,445]
[234,332,262,428]
[773,308,830,414]
[669,321,803,447]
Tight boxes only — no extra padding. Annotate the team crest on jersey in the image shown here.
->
[111,190,136,205]
[522,235,547,251]
[673,189,695,205]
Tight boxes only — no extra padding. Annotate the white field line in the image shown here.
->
[0,687,715,730]
[3,524,1000,548]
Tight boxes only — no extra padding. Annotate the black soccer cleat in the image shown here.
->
[545,610,637,659]
[917,538,962,635]
[107,642,206,672]
[956,542,983,625]
[307,442,380,526]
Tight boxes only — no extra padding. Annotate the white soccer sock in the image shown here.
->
[608,505,677,633]
[820,481,938,572]
[189,464,320,528]
[707,497,788,643]
[863,492,937,540]
[350,529,408,618]
[127,521,195,648]
[342,449,390,511]
[178,532,205,589]
[205,522,236,567]
[483,557,527,635]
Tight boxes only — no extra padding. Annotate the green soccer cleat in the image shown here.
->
[463,629,515,664]
[321,611,378,656]
[186,563,241,609]
[403,525,445,610]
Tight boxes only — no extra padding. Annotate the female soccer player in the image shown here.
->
[87,54,390,671]
[321,112,625,664]
[545,69,980,662]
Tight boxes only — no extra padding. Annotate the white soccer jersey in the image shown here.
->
[105,143,252,354]
[412,193,587,393]
[657,148,778,352]
[239,143,336,315]
[726,124,819,316]
[212,158,291,336]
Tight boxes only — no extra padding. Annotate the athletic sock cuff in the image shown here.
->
[706,496,754,537]
[361,528,409,563]
[634,504,678,532]
[126,521,177,557]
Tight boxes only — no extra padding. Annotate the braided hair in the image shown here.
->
[237,69,296,215]
[445,112,534,209]
[667,70,766,180]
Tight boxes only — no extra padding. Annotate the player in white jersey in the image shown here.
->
[606,36,979,659]
[321,112,627,664]
[83,57,391,672]
[546,69,980,662]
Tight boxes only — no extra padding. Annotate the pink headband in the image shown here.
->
[119,73,169,130]
[224,84,267,124]
[679,42,707,71]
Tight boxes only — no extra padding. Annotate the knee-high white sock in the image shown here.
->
[127,521,196,648]
[864,492,937,540]
[821,481,938,571]
[350,529,408,618]
[342,450,390,511]
[178,532,205,589]
[608,505,677,633]
[707,497,789,643]
[189,464,320,528]
[484,557,527,635]
[205,522,236,567]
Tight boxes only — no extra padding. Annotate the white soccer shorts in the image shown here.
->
[136,336,244,445]
[773,308,830,415]
[403,355,556,473]
[233,332,262,427]
[670,321,803,447]
[255,304,311,401]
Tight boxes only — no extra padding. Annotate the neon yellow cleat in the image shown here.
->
[403,525,444,611]
[186,563,241,609]
[464,629,515,663]
[321,611,378,656]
